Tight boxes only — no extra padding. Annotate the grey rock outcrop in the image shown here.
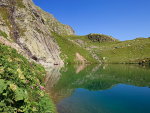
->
[0,0,75,67]
[87,33,118,43]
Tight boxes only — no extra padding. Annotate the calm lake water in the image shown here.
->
[45,64,150,113]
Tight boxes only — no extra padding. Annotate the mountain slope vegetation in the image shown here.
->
[53,33,97,64]
[0,43,56,113]
[65,35,150,64]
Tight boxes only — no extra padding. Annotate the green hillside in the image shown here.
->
[53,33,97,64]
[96,38,150,63]
[64,35,150,64]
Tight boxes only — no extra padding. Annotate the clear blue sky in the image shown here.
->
[33,0,150,41]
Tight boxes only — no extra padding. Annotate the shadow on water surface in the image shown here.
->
[45,64,150,113]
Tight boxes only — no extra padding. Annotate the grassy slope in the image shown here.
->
[0,43,56,113]
[98,38,150,63]
[53,33,97,64]
[67,35,150,64]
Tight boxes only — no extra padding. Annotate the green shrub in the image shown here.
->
[0,44,56,113]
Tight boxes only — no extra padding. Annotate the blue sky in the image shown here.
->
[33,0,150,41]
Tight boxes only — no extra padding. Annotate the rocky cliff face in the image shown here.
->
[0,0,74,66]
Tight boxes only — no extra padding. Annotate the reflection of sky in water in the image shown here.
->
[57,84,150,113]
[46,64,150,113]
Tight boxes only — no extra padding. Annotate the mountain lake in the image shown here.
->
[45,64,150,113]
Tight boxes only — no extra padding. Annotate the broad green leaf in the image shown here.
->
[0,79,7,94]
[0,102,5,107]
[15,88,28,101]
[0,67,4,74]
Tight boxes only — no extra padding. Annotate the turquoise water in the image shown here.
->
[46,64,150,113]
[57,85,150,113]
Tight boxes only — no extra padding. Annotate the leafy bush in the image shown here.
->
[0,44,56,113]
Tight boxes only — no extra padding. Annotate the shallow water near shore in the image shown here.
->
[46,64,150,113]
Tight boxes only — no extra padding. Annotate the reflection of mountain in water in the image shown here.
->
[45,64,150,103]
[45,66,62,91]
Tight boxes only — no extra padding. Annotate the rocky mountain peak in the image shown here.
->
[0,0,75,67]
